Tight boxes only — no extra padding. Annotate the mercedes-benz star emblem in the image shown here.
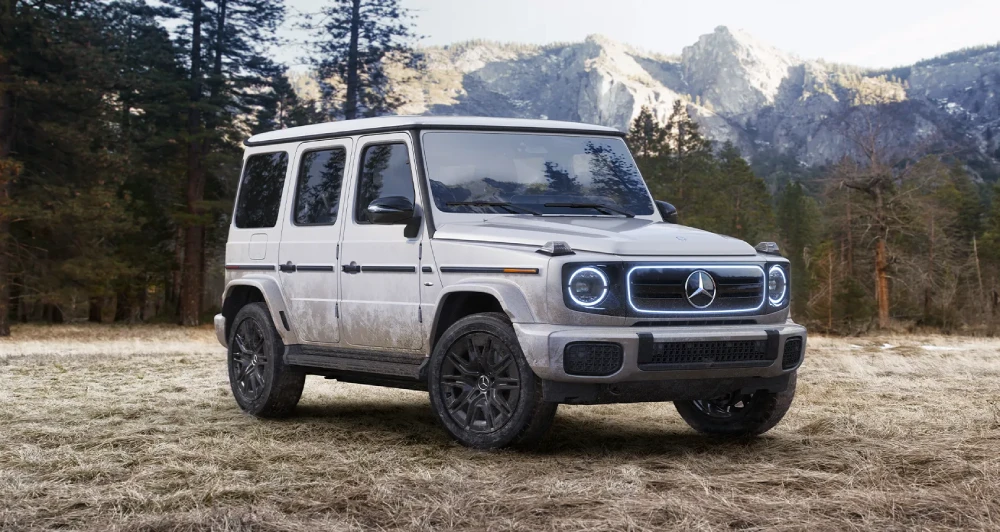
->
[685,270,717,309]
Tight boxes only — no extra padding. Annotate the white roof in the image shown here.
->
[245,115,623,146]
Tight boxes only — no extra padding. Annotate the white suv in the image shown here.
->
[216,116,806,449]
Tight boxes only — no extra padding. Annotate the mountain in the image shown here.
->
[305,27,1000,178]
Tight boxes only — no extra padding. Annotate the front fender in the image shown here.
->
[436,280,538,324]
[222,276,298,345]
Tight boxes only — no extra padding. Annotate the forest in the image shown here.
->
[1,0,998,336]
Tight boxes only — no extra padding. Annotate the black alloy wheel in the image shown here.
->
[428,312,557,449]
[674,373,797,436]
[227,302,305,418]
[691,393,757,419]
[440,332,522,433]
[231,316,269,403]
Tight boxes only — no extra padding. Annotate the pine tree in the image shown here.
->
[104,0,190,322]
[627,106,666,159]
[164,0,286,325]
[777,181,819,318]
[251,73,322,134]
[0,0,139,331]
[663,99,714,203]
[712,141,776,243]
[308,0,421,119]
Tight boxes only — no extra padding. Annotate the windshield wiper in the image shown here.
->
[543,202,635,218]
[446,201,542,216]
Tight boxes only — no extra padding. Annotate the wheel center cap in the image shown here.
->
[477,375,491,392]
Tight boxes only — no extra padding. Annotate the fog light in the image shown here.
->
[564,342,623,376]
[782,337,803,369]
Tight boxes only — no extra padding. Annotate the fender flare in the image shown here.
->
[222,276,298,344]
[433,280,537,326]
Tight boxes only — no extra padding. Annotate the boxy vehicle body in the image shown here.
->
[216,116,806,449]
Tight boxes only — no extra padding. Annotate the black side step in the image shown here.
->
[285,345,427,382]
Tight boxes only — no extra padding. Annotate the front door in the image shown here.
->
[339,133,423,350]
[277,139,353,344]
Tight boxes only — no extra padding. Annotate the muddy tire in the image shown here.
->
[227,302,305,418]
[428,312,557,449]
[674,373,796,436]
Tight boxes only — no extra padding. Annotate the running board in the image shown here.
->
[285,345,427,381]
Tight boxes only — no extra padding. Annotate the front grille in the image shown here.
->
[782,337,803,369]
[564,342,624,376]
[638,339,775,370]
[628,265,765,314]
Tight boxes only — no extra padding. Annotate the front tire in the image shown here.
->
[674,373,796,436]
[227,302,306,418]
[428,312,557,449]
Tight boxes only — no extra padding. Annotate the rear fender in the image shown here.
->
[222,276,298,345]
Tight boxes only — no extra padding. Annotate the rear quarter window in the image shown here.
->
[234,152,289,228]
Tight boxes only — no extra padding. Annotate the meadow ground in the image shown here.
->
[1,325,998,531]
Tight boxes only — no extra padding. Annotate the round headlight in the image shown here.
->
[768,265,787,306]
[567,267,609,307]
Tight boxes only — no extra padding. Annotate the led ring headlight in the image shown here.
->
[567,267,609,307]
[768,265,787,306]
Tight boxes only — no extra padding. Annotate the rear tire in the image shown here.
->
[674,373,796,436]
[227,302,305,418]
[428,312,557,449]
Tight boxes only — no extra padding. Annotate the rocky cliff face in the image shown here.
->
[377,27,1000,176]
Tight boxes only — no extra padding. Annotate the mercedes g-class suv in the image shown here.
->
[216,116,806,449]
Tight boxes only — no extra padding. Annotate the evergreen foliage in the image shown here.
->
[307,0,421,119]
[0,6,998,337]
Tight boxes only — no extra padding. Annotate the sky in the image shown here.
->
[278,0,1000,70]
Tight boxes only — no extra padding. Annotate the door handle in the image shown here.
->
[342,261,361,274]
[279,261,297,273]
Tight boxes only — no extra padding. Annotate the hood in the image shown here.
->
[432,216,757,256]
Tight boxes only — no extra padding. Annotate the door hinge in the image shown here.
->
[418,242,422,260]
[336,244,340,260]
[335,302,339,319]
[418,306,423,323]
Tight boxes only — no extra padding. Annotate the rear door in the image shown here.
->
[339,133,424,351]
[276,139,353,344]
[226,148,291,270]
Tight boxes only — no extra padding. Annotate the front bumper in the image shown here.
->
[514,321,806,384]
[214,314,227,348]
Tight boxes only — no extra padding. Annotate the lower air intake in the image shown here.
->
[638,339,774,370]
[782,337,803,369]
[563,343,624,376]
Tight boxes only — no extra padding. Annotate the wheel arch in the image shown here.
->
[430,282,536,351]
[221,277,296,344]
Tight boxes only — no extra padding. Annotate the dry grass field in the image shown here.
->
[1,325,999,531]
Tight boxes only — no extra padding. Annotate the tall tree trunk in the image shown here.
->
[179,0,205,326]
[827,247,834,333]
[924,214,934,322]
[875,237,890,328]
[88,297,102,322]
[873,186,890,329]
[344,0,361,119]
[845,188,854,276]
[973,235,985,308]
[0,33,15,337]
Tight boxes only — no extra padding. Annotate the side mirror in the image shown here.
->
[655,200,679,224]
[366,196,414,225]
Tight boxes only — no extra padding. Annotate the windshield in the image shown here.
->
[421,132,654,216]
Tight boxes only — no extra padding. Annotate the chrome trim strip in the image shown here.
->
[626,264,766,315]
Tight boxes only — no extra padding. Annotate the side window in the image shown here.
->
[234,152,288,229]
[294,148,347,225]
[355,143,415,223]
